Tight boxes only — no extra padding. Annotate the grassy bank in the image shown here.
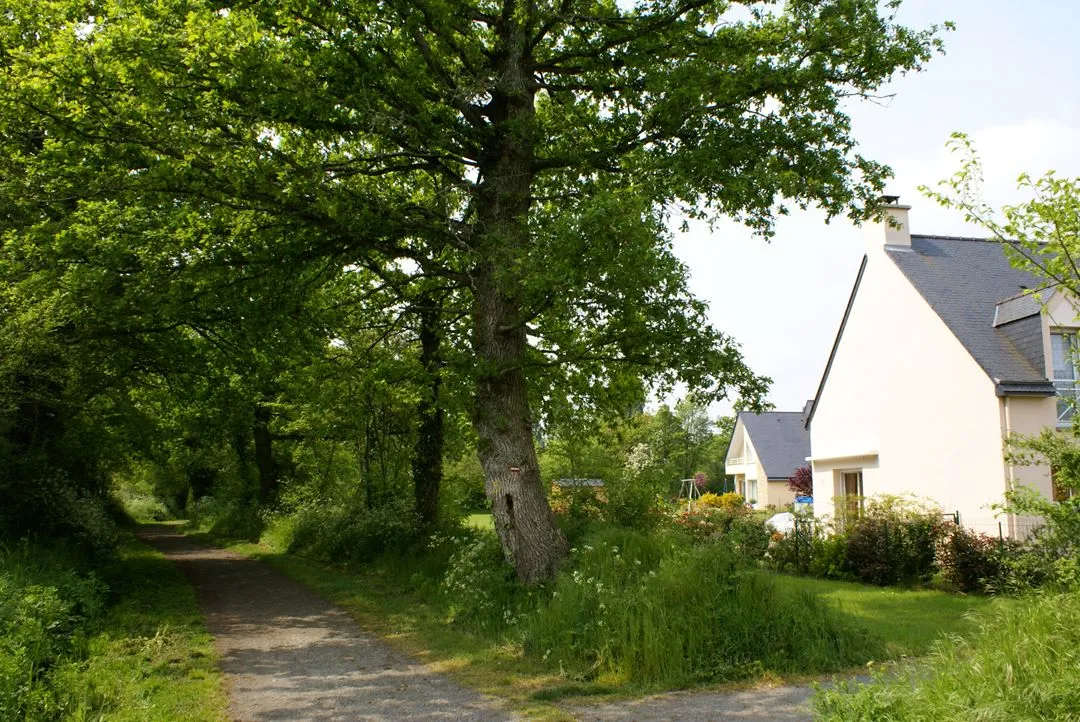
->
[1,534,227,721]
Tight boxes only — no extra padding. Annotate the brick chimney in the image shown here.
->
[867,195,911,248]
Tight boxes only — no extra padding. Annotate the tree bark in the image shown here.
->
[470,20,568,583]
[253,404,278,502]
[412,302,444,525]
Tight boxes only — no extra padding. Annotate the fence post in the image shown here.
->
[999,521,1004,547]
[794,517,800,573]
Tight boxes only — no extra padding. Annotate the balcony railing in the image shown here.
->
[727,456,753,466]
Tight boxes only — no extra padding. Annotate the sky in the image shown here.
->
[670,0,1080,419]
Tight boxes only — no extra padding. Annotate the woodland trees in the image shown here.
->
[2,0,945,580]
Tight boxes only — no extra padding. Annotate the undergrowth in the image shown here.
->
[522,528,881,686]
[0,535,226,721]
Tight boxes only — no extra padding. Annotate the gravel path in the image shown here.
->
[565,684,817,721]
[138,525,516,722]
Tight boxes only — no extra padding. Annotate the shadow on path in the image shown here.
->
[138,525,514,722]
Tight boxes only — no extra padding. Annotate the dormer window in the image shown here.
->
[1051,331,1079,427]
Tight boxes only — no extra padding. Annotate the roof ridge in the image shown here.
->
[738,410,806,415]
[910,233,1038,245]
[910,233,1001,243]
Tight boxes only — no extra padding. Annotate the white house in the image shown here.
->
[724,403,811,509]
[806,198,1066,537]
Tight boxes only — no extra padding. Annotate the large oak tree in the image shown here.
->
[1,0,945,581]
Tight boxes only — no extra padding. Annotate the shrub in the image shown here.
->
[603,476,666,530]
[765,514,817,574]
[725,513,771,560]
[287,497,420,566]
[673,506,738,542]
[438,530,529,635]
[699,492,746,512]
[188,495,265,541]
[937,527,1005,593]
[809,534,851,580]
[814,591,1080,721]
[0,543,109,719]
[549,484,606,521]
[671,503,769,560]
[0,468,118,558]
[523,527,880,686]
[843,496,948,586]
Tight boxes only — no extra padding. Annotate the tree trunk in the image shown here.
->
[412,302,444,525]
[253,404,278,502]
[470,22,568,583]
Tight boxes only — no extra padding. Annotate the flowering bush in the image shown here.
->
[698,492,746,512]
[674,506,739,541]
[438,530,525,633]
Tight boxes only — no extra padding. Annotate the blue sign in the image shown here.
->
[795,496,813,503]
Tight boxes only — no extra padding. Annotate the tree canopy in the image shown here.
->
[1,0,946,580]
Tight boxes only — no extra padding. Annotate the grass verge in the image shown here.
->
[465,512,494,530]
[1,534,228,721]
[61,534,228,721]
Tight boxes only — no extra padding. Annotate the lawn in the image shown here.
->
[221,537,993,719]
[771,574,996,658]
[465,512,494,530]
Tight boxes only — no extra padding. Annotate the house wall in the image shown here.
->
[810,243,1017,532]
[763,479,796,510]
[725,423,775,507]
[999,395,1056,537]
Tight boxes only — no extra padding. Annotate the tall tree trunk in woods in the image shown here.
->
[252,404,278,502]
[412,303,444,525]
[471,23,568,583]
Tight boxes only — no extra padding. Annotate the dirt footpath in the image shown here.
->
[138,525,516,722]
[564,684,816,721]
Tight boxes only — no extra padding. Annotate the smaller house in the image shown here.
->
[725,402,812,509]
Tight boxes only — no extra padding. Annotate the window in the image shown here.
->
[834,470,863,529]
[1051,331,1080,427]
[746,479,758,504]
[1051,466,1077,501]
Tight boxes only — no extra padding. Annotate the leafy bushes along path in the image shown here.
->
[0,534,227,721]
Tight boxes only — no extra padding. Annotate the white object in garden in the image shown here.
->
[765,512,796,535]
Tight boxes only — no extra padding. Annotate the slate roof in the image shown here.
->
[737,411,811,480]
[885,236,1055,396]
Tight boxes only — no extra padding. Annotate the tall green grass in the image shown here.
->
[814,591,1080,721]
[522,528,882,687]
